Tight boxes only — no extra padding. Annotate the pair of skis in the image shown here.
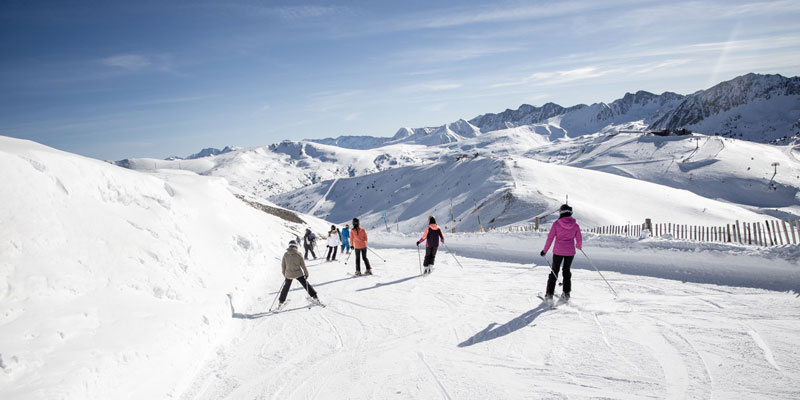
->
[269,297,326,314]
[536,292,569,309]
[347,271,375,278]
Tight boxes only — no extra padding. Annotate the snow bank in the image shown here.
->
[0,137,327,399]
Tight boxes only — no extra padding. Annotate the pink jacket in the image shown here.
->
[542,217,582,256]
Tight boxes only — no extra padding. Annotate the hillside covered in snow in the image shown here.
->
[0,136,332,399]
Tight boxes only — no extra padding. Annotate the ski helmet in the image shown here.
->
[352,218,360,228]
[288,240,298,248]
[429,216,436,225]
[559,204,573,216]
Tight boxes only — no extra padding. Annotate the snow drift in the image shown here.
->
[0,136,328,399]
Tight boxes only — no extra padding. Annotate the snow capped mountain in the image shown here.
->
[309,119,481,148]
[393,119,482,146]
[650,73,800,143]
[468,102,580,132]
[185,145,239,159]
[116,140,434,198]
[162,146,239,161]
[310,73,797,147]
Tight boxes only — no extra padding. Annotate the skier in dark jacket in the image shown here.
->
[416,216,445,275]
[540,204,582,302]
[303,228,317,260]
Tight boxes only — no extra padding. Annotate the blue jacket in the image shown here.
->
[341,227,350,240]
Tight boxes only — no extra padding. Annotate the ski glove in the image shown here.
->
[416,240,421,246]
[540,250,546,257]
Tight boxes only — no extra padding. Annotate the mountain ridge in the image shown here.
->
[308,73,799,147]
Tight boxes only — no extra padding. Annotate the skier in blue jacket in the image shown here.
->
[340,223,351,254]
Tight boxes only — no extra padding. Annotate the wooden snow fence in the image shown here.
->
[587,218,800,247]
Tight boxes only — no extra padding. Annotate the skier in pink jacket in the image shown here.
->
[540,204,582,301]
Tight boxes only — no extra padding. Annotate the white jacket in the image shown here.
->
[326,231,341,247]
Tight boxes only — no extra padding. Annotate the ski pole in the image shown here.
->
[442,243,464,269]
[368,247,386,262]
[268,280,287,312]
[417,244,422,274]
[344,250,353,265]
[580,249,618,297]
[540,254,563,287]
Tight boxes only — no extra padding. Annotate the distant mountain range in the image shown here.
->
[164,146,240,161]
[112,72,800,231]
[309,73,800,148]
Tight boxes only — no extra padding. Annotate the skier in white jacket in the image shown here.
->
[326,225,341,261]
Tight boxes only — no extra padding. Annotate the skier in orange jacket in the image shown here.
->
[349,218,372,276]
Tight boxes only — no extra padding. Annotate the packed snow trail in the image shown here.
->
[179,240,800,399]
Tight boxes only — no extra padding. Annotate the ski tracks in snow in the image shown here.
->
[308,178,337,216]
[745,324,784,375]
[177,248,800,399]
[417,351,453,400]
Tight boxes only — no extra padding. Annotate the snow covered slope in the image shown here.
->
[526,133,800,219]
[272,152,771,233]
[181,231,800,399]
[0,136,331,400]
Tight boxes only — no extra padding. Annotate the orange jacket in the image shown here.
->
[350,227,368,249]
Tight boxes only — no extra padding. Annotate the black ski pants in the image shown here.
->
[423,246,438,267]
[326,246,337,261]
[304,244,316,259]
[545,254,573,296]
[354,248,371,272]
[278,276,317,303]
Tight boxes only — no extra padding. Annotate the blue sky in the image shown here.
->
[2,0,799,160]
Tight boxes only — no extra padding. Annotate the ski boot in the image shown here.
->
[364,269,373,276]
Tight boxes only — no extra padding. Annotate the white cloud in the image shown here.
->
[492,67,607,88]
[101,54,152,70]
[398,82,463,93]
[344,112,361,121]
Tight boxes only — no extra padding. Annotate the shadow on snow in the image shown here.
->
[356,275,422,292]
[457,302,551,348]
